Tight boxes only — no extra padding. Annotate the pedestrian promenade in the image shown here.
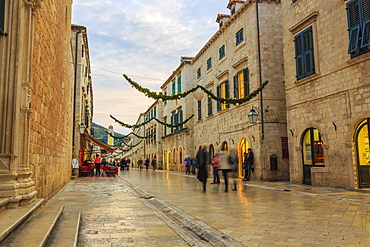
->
[2,168,370,246]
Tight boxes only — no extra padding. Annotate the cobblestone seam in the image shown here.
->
[117,176,246,247]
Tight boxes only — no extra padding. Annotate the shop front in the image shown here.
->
[355,119,370,188]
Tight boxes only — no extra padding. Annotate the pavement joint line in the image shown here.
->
[117,175,247,247]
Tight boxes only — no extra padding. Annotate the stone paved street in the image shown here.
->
[46,168,370,246]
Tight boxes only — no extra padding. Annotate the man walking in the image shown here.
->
[94,154,101,176]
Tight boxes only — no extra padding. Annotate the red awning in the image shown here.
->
[83,132,114,153]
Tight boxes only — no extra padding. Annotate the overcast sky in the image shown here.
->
[72,0,229,134]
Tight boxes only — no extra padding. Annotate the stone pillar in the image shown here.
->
[0,0,41,208]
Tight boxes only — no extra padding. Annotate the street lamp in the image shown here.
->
[79,123,85,134]
[248,107,259,124]
[193,89,204,101]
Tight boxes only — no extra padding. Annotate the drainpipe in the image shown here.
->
[72,30,82,156]
[256,0,265,140]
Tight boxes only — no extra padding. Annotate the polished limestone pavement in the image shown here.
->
[16,168,370,246]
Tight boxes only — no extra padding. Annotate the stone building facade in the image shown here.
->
[160,57,195,171]
[191,0,289,181]
[282,0,370,190]
[0,0,74,209]
[71,25,95,166]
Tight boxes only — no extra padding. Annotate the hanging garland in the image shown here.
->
[106,131,146,140]
[110,114,194,130]
[121,139,143,148]
[123,74,268,105]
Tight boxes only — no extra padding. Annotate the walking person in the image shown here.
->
[94,154,101,176]
[243,148,254,181]
[151,157,157,171]
[184,155,191,175]
[219,150,238,192]
[145,158,150,171]
[196,146,208,192]
[211,152,220,184]
[191,156,196,175]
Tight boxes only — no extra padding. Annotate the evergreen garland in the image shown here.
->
[123,74,268,104]
[110,114,194,130]
[106,131,146,140]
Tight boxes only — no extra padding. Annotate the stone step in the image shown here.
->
[45,209,81,247]
[2,204,64,247]
[0,199,44,245]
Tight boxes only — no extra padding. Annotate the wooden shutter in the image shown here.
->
[294,33,305,79]
[303,27,315,76]
[361,0,370,47]
[225,80,230,109]
[347,0,361,53]
[177,76,181,93]
[233,75,238,99]
[243,68,250,96]
[217,85,221,111]
[179,110,183,129]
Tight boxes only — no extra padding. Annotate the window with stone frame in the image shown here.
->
[294,26,315,80]
[207,57,212,70]
[219,45,225,60]
[346,0,370,57]
[0,0,5,35]
[197,67,201,79]
[233,68,249,99]
[197,100,202,120]
[177,75,181,93]
[236,28,244,46]
[217,80,229,111]
[172,81,176,95]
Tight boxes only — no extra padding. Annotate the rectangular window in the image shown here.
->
[217,80,229,111]
[171,114,174,133]
[177,75,181,93]
[236,28,244,45]
[346,0,370,56]
[219,45,225,60]
[82,45,84,57]
[0,0,5,35]
[163,117,167,136]
[207,93,213,116]
[294,26,315,80]
[231,8,236,15]
[174,113,179,132]
[197,100,202,120]
[197,68,201,79]
[172,81,176,95]
[233,68,249,99]
[207,57,212,70]
[164,92,167,105]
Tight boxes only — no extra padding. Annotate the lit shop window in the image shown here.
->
[302,128,325,167]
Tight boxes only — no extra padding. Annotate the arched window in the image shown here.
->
[173,149,177,164]
[178,148,183,164]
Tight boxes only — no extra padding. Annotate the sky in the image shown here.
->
[72,0,230,134]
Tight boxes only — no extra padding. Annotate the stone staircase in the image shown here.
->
[0,199,80,247]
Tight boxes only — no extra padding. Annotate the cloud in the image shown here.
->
[72,0,229,134]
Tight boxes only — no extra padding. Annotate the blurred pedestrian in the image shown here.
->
[211,152,220,184]
[151,156,157,171]
[145,158,150,171]
[94,154,101,175]
[243,148,254,181]
[191,156,196,175]
[184,155,191,175]
[220,149,238,192]
[196,146,208,192]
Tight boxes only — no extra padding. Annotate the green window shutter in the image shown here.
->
[177,76,181,93]
[0,0,4,36]
[225,80,230,109]
[154,106,156,117]
[244,68,250,96]
[197,100,202,120]
[216,85,221,111]
[347,0,361,53]
[294,33,305,79]
[233,75,238,99]
[361,0,370,47]
[172,81,176,95]
[303,27,315,76]
[179,110,183,129]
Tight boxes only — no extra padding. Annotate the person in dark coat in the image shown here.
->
[243,148,254,181]
[196,146,208,192]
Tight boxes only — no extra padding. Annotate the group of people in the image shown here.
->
[184,156,197,175]
[137,157,157,171]
[195,146,254,192]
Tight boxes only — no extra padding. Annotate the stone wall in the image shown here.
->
[30,0,74,200]
[282,0,370,189]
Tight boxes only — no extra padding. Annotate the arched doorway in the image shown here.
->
[166,149,171,170]
[238,138,249,177]
[302,128,325,185]
[221,141,229,151]
[355,119,370,188]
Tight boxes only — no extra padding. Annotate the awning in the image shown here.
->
[83,132,114,153]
